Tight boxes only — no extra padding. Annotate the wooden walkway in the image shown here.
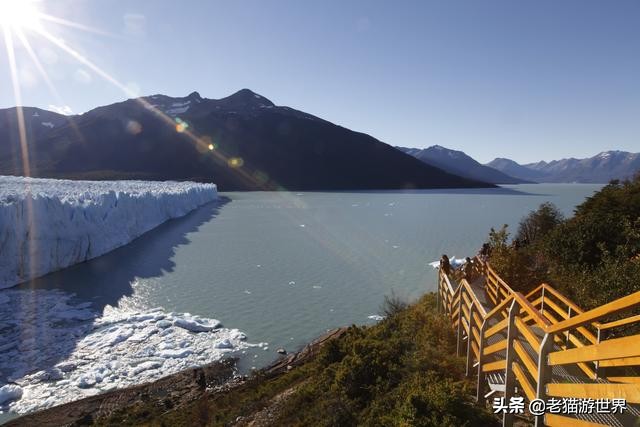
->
[437,257,640,427]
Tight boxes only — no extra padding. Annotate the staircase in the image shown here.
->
[437,257,640,426]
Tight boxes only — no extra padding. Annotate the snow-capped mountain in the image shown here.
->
[0,90,491,191]
[397,145,529,184]
[487,151,640,183]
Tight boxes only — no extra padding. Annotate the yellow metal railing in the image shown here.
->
[437,257,640,427]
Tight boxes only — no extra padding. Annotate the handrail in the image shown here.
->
[546,291,640,334]
[440,268,455,295]
[526,283,603,328]
[514,292,551,329]
[598,314,640,331]
[484,293,514,320]
[435,255,640,427]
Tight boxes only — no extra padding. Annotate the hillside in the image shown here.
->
[0,90,492,191]
[398,145,529,184]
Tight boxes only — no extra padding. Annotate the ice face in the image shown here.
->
[0,176,217,289]
[0,289,254,415]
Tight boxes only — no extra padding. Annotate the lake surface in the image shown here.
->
[1,183,602,419]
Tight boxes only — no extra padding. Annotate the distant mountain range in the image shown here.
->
[396,145,530,184]
[397,144,639,184]
[0,89,491,191]
[487,151,640,183]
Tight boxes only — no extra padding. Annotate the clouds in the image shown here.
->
[48,104,73,115]
[123,13,146,37]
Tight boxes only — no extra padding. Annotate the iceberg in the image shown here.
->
[0,176,217,289]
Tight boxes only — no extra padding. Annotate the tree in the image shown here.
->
[515,202,564,246]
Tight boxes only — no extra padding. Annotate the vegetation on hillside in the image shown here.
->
[97,294,498,426]
[486,174,640,309]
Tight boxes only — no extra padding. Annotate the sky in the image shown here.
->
[1,0,638,164]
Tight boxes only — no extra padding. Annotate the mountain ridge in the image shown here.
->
[487,151,640,183]
[0,90,493,191]
[397,145,530,184]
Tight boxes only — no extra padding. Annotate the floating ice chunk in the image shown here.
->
[28,368,64,383]
[41,122,54,128]
[131,361,164,375]
[0,384,23,405]
[428,261,440,269]
[232,332,247,341]
[158,348,193,358]
[368,315,385,321]
[76,375,96,389]
[156,319,173,329]
[0,289,250,415]
[243,290,252,295]
[173,318,220,332]
[312,285,322,289]
[450,257,465,268]
[214,339,233,349]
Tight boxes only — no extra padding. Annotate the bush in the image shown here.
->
[486,174,640,306]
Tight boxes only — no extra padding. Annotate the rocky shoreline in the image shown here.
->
[5,328,347,426]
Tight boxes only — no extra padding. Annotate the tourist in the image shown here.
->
[439,254,452,275]
[463,257,474,281]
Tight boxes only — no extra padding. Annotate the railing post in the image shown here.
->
[540,287,545,315]
[436,271,441,313]
[466,301,476,377]
[564,306,572,349]
[477,318,488,405]
[595,327,602,379]
[534,333,554,427]
[456,288,464,356]
[502,299,519,427]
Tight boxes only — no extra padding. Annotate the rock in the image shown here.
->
[276,348,287,355]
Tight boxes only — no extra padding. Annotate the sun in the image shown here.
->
[0,0,43,31]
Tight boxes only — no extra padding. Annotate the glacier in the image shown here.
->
[0,176,217,289]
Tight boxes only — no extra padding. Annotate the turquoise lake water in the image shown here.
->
[14,184,601,372]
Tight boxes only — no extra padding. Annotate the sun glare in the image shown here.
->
[0,0,42,30]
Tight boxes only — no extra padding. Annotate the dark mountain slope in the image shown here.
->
[0,90,493,191]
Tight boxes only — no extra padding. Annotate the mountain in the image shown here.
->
[485,158,548,182]
[397,145,530,184]
[0,90,492,191]
[487,152,640,183]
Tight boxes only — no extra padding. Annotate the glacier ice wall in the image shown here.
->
[0,176,217,289]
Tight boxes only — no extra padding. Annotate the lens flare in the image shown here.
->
[0,0,42,30]
[228,157,244,168]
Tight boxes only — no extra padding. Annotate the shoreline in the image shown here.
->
[4,327,347,426]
